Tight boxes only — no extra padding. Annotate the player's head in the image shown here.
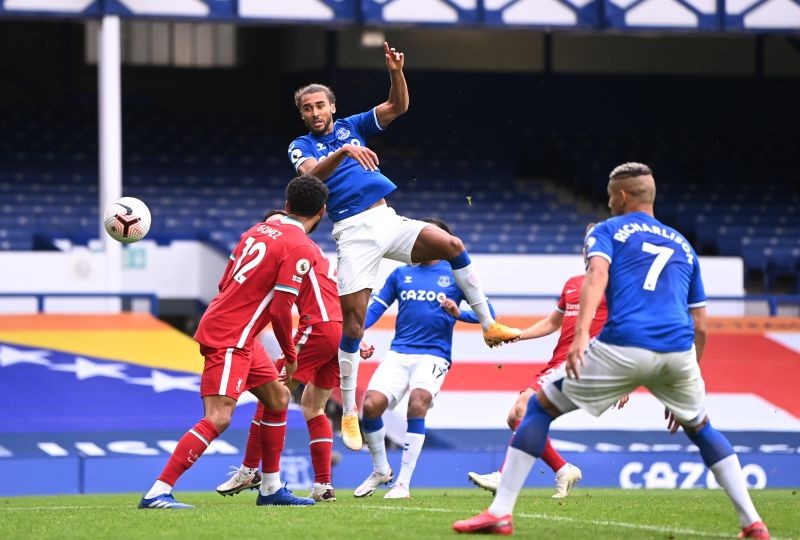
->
[263,209,287,223]
[285,175,328,234]
[294,83,337,136]
[582,222,596,268]
[422,217,453,236]
[607,162,656,216]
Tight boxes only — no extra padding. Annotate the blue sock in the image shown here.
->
[448,251,471,270]
[407,417,425,435]
[339,336,360,354]
[510,397,553,457]
[362,416,384,433]
[686,421,734,466]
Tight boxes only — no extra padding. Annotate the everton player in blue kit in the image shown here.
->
[454,163,769,538]
[353,218,494,500]
[288,42,520,452]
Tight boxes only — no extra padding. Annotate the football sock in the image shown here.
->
[242,403,263,470]
[150,418,219,497]
[362,416,390,475]
[396,418,425,487]
[307,414,334,484]
[339,336,361,414]
[688,423,761,526]
[510,398,553,457]
[448,252,494,330]
[259,408,287,485]
[260,472,282,496]
[499,419,522,473]
[144,480,172,500]
[540,437,567,473]
[489,447,536,517]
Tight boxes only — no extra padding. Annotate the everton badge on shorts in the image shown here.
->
[437,275,451,287]
[336,127,351,140]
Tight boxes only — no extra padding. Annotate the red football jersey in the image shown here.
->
[548,274,608,367]
[194,218,317,350]
[296,244,342,325]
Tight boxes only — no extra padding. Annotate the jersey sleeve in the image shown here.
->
[687,254,707,309]
[274,244,317,296]
[364,269,398,330]
[585,220,614,264]
[556,280,569,313]
[343,108,384,140]
[288,137,315,172]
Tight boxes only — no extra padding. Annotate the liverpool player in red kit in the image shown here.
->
[215,210,343,502]
[468,228,611,499]
[138,175,328,509]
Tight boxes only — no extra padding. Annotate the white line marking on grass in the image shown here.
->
[359,504,778,540]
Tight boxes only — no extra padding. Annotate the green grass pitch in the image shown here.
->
[1,489,797,539]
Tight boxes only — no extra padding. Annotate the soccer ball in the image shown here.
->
[103,196,151,244]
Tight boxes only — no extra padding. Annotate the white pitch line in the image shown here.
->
[359,504,781,540]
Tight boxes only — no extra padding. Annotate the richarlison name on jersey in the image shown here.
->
[612,221,694,264]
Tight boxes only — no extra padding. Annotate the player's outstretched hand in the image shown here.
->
[360,341,375,360]
[664,407,681,434]
[343,143,379,171]
[566,332,588,380]
[439,298,460,318]
[384,42,404,72]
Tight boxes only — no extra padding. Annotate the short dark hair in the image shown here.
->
[294,83,336,110]
[609,162,652,181]
[263,209,287,222]
[286,175,328,217]
[422,217,453,236]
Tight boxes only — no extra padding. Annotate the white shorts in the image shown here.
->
[543,340,707,426]
[366,350,450,410]
[332,204,427,295]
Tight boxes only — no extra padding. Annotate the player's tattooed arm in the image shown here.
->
[375,42,409,128]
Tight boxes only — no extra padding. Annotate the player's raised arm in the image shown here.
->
[375,42,409,128]
[518,310,564,341]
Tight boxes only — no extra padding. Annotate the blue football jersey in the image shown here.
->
[364,261,490,363]
[586,211,706,352]
[288,108,397,222]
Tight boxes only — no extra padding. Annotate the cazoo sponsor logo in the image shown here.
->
[619,461,767,489]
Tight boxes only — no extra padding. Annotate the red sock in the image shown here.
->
[242,403,264,469]
[157,418,219,486]
[260,407,287,474]
[540,437,567,473]
[307,414,333,484]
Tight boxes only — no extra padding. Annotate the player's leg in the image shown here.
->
[409,224,520,346]
[216,400,263,496]
[140,346,249,509]
[300,383,336,502]
[354,390,395,497]
[454,340,636,534]
[649,349,767,537]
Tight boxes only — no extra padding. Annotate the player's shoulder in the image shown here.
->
[564,274,585,289]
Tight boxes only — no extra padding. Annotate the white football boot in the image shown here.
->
[383,483,410,499]
[353,469,393,498]
[553,464,582,499]
[216,466,261,496]
[467,471,501,494]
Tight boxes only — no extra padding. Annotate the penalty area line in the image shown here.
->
[360,504,768,539]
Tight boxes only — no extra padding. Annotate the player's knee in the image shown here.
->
[206,411,232,433]
[301,404,324,420]
[407,394,431,417]
[362,398,383,419]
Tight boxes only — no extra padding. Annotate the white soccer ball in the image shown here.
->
[103,196,151,244]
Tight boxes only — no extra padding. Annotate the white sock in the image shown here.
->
[144,480,172,499]
[364,426,391,475]
[339,348,360,414]
[396,432,425,487]
[489,447,536,517]
[259,472,282,495]
[451,264,494,329]
[710,454,762,527]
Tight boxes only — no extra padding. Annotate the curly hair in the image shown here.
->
[294,83,336,110]
[286,175,328,217]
